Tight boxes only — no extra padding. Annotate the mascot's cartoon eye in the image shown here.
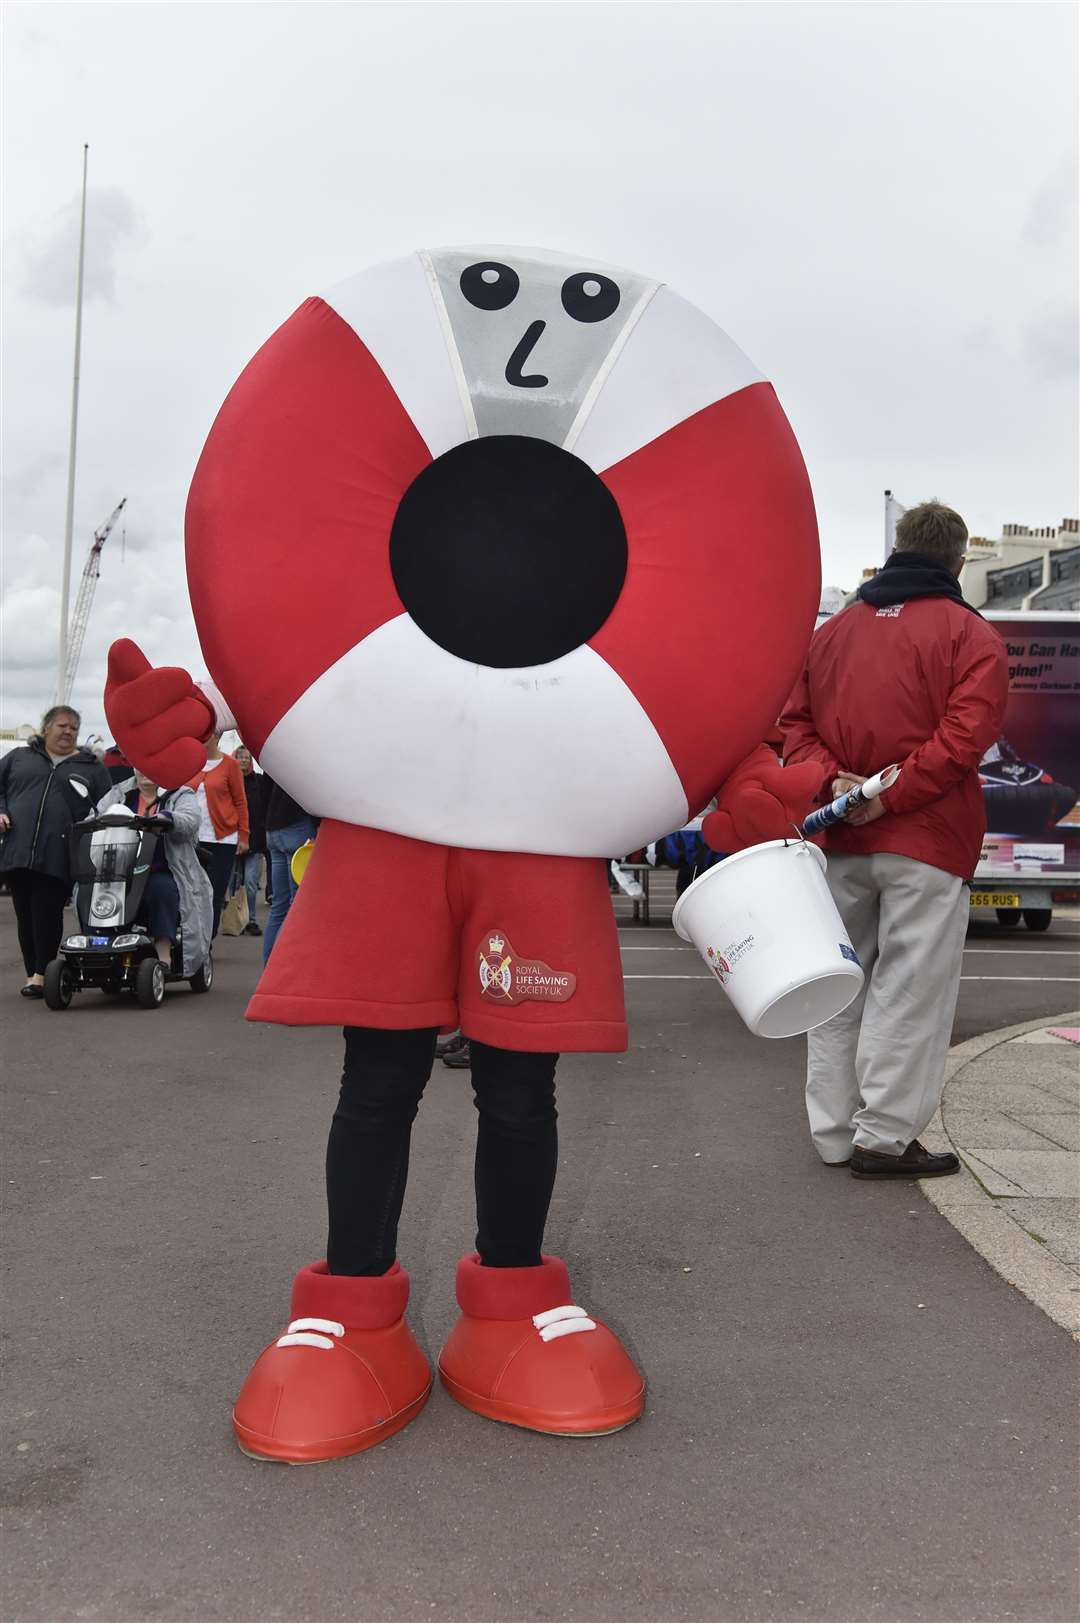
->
[561,272,621,323]
[460,261,520,312]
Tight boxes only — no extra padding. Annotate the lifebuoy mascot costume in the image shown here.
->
[105,247,822,1461]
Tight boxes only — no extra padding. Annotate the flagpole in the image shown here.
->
[58,143,89,706]
[884,488,893,563]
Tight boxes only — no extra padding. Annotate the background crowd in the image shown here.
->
[0,716,314,996]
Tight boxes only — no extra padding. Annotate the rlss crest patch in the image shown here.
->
[477,931,577,1005]
[706,933,756,984]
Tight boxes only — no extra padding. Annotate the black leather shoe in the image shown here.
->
[442,1041,472,1070]
[851,1140,960,1179]
[243,921,263,936]
[20,984,45,1000]
[436,1029,467,1059]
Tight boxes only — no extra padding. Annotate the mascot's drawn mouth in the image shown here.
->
[505,321,549,389]
[389,435,627,669]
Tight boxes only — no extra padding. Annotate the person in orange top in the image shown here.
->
[187,733,249,938]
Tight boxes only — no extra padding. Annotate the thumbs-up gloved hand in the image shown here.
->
[104,639,216,789]
[703,745,824,853]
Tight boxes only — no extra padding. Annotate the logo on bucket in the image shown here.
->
[706,934,756,985]
[838,942,860,965]
[477,931,577,1005]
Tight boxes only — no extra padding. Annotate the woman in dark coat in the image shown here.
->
[0,706,111,997]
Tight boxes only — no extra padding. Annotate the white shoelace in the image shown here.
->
[271,1307,598,1352]
[274,1316,345,1351]
[532,1304,597,1343]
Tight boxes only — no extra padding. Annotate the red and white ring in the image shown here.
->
[186,247,819,856]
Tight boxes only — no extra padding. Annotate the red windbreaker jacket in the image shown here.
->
[780,596,1009,879]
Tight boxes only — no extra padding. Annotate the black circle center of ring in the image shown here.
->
[389,435,628,668]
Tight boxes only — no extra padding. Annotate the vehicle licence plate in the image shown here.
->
[90,935,110,945]
[969,892,1021,909]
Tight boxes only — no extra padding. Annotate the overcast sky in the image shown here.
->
[2,0,1077,742]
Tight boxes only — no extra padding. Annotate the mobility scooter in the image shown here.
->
[43,804,213,1010]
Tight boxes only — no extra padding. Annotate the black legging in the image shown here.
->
[198,842,236,939]
[326,1027,559,1276]
[8,869,71,976]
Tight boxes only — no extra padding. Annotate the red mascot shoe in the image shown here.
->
[233,1261,431,1463]
[438,1254,645,1437]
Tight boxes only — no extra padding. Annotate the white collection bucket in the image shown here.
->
[671,838,864,1039]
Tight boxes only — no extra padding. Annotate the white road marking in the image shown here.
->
[620,945,1075,957]
[622,973,1079,983]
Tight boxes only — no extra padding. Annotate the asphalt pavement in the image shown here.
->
[3,884,1078,1623]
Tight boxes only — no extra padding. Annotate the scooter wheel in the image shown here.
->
[189,952,213,994]
[43,959,74,1010]
[135,958,166,1009]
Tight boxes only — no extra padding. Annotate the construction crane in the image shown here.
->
[58,497,127,705]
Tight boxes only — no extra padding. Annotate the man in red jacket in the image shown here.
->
[781,501,1009,1178]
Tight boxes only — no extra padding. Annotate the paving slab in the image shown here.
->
[931,1012,1080,1337]
[1012,1112,1080,1150]
[1025,1068,1080,1106]
[944,1108,1063,1152]
[958,1150,1031,1197]
[947,1047,1077,1095]
[996,1198,1080,1268]
[915,1151,1004,1208]
[943,1078,1070,1114]
[965,1149,1078,1198]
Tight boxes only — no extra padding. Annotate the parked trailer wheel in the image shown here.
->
[1023,909,1052,933]
[43,959,74,1010]
[136,958,166,1009]
[995,908,1022,927]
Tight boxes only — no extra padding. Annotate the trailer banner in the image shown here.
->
[980,614,1079,848]
[1000,628,1079,694]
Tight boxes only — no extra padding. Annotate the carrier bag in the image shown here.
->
[220,886,249,937]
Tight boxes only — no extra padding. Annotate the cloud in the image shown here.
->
[1,492,200,739]
[22,185,141,306]
[1024,300,1080,383]
[1024,161,1080,248]
[960,322,1003,356]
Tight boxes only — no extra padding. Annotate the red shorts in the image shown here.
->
[246,821,627,1053]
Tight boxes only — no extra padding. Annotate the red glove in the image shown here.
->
[104,639,216,789]
[702,745,824,853]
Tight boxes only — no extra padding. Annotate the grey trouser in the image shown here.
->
[806,852,967,1160]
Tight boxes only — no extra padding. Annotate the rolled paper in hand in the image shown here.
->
[801,765,900,837]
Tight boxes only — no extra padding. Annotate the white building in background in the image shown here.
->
[0,725,35,759]
[849,516,1080,611]
[961,517,1080,612]
[817,585,848,626]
